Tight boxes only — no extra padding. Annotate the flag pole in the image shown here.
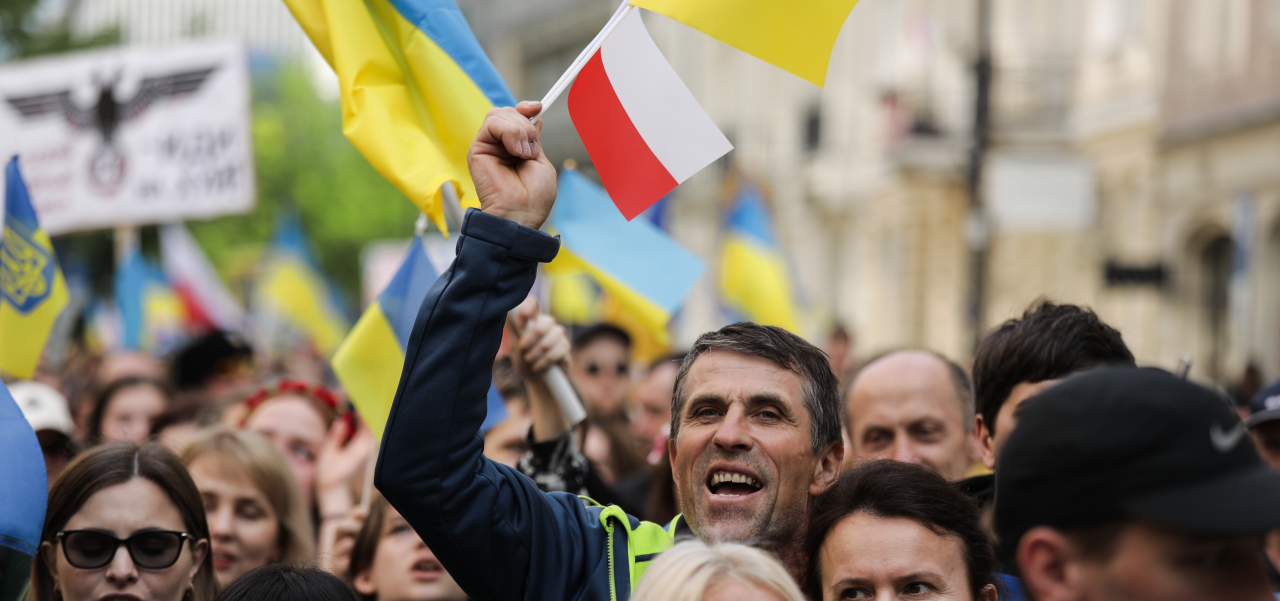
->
[114,225,138,264]
[533,2,635,123]
[539,0,628,108]
[414,212,428,237]
[440,181,466,231]
[360,447,378,510]
[506,309,587,426]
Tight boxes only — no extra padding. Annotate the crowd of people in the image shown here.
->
[9,101,1280,601]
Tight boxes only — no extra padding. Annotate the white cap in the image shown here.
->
[10,381,73,436]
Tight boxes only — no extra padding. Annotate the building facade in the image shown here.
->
[464,0,1280,386]
[65,0,1280,385]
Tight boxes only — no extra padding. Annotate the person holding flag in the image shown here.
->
[0,157,69,379]
[376,103,845,599]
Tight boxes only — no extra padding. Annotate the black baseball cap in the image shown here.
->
[1247,380,1280,429]
[995,367,1280,554]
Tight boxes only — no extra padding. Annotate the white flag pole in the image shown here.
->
[360,446,378,510]
[506,309,587,426]
[414,212,428,237]
[532,2,636,123]
[440,180,466,231]
[542,0,629,101]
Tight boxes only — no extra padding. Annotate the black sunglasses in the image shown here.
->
[56,530,193,570]
[585,362,628,377]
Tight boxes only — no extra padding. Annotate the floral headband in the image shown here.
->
[242,379,346,427]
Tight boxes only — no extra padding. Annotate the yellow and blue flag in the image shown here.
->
[331,235,505,441]
[115,251,192,354]
[0,380,47,561]
[283,0,517,233]
[257,215,350,357]
[719,185,799,332]
[629,0,859,87]
[0,157,69,378]
[546,170,704,361]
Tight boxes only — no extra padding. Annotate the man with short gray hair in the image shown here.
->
[376,102,845,600]
[669,322,844,568]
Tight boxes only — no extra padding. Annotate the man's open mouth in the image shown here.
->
[706,471,764,497]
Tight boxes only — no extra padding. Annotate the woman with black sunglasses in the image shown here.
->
[33,442,218,601]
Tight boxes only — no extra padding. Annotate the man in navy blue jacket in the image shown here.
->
[375,101,845,600]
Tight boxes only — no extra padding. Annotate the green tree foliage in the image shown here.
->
[0,0,120,60]
[186,65,420,308]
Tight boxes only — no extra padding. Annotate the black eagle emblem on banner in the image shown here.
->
[4,66,218,191]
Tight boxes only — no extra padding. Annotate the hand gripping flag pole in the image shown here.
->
[505,309,588,428]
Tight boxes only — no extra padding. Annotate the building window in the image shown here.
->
[803,105,821,152]
[1202,235,1234,380]
[1184,0,1251,73]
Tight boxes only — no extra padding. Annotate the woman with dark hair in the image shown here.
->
[88,377,173,445]
[805,460,1000,601]
[33,442,217,601]
[214,564,356,601]
[346,493,467,601]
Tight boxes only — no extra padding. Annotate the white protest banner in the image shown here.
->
[0,39,254,235]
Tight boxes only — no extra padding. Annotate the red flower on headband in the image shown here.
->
[242,379,344,426]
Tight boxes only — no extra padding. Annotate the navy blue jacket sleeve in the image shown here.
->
[375,209,614,601]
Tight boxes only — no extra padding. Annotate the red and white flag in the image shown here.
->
[160,223,247,333]
[569,9,732,220]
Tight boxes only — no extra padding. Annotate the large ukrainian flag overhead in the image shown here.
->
[0,157,69,379]
[719,185,799,333]
[629,0,860,87]
[283,0,517,233]
[331,236,506,441]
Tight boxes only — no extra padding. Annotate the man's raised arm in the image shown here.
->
[374,102,608,601]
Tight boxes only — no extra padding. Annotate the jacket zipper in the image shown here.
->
[606,519,618,601]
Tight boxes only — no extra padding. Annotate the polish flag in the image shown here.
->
[569,9,732,220]
[159,223,247,333]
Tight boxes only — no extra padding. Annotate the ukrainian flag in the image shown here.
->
[115,251,191,354]
[283,0,516,234]
[719,185,799,333]
[546,170,704,361]
[628,0,860,87]
[331,235,505,441]
[257,215,350,357]
[0,157,69,379]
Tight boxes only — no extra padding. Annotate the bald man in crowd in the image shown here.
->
[843,350,979,481]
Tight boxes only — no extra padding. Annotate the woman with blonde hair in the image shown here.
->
[179,426,315,588]
[630,540,804,601]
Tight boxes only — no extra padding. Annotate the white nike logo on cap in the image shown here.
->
[1210,422,1246,453]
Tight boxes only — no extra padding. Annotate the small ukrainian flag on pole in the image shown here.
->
[0,156,69,379]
